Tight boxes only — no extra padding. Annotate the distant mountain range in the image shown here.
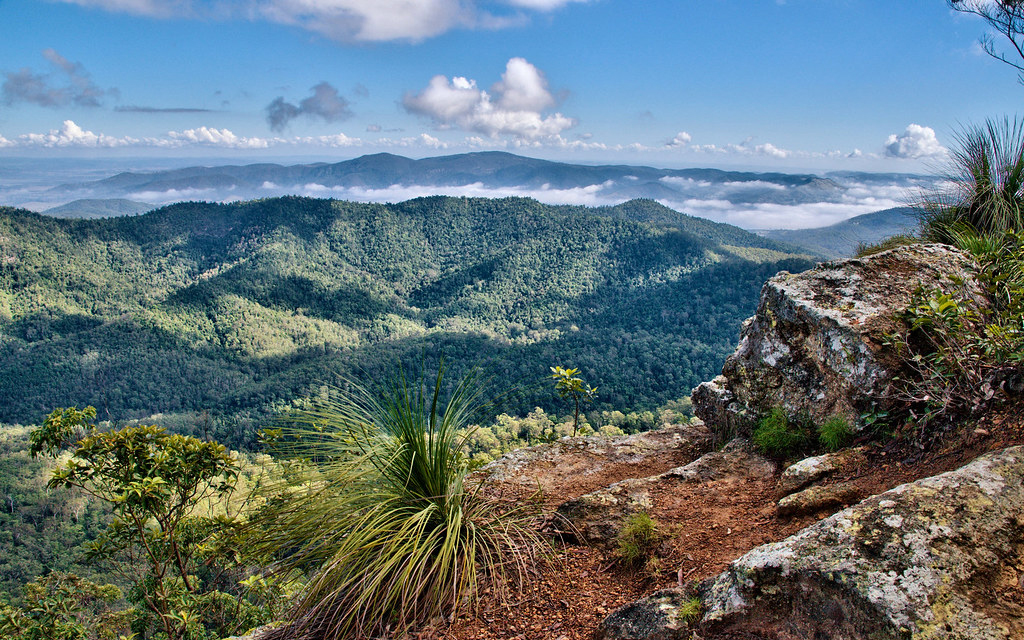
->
[52,151,838,203]
[42,152,938,231]
[758,207,920,258]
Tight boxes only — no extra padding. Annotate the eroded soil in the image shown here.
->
[435,410,1024,640]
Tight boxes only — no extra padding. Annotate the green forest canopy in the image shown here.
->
[0,196,813,448]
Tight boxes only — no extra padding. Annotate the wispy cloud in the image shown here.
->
[403,57,576,142]
[691,136,793,159]
[2,49,115,108]
[115,105,215,113]
[54,0,585,43]
[266,82,353,132]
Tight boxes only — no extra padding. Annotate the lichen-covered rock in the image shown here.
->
[696,445,1024,640]
[693,244,986,441]
[555,440,774,546]
[777,447,868,496]
[775,481,862,517]
[599,589,700,640]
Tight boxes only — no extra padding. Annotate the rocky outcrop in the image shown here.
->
[692,244,986,441]
[478,422,710,487]
[600,445,1024,640]
[555,440,774,546]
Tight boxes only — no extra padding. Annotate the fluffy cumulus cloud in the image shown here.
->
[2,49,114,108]
[53,0,585,42]
[266,82,353,131]
[166,126,271,148]
[403,57,576,141]
[666,131,691,148]
[19,120,136,147]
[884,124,946,159]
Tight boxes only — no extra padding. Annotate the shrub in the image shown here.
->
[869,117,1024,444]
[252,364,543,639]
[615,512,662,568]
[818,415,854,452]
[752,408,811,459]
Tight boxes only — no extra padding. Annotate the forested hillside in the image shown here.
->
[0,196,812,447]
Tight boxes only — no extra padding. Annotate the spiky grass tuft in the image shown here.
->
[919,116,1024,245]
[252,364,542,639]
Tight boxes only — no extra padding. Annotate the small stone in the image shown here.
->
[776,481,861,517]
[777,448,868,496]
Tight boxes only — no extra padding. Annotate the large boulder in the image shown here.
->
[601,445,1024,640]
[692,244,986,441]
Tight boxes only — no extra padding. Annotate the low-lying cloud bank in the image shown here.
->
[118,174,934,230]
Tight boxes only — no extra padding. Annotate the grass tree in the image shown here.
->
[251,363,543,639]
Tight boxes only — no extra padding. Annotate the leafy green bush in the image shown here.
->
[30,407,281,640]
[252,364,543,639]
[0,573,130,640]
[751,408,811,459]
[818,415,854,452]
[615,512,662,568]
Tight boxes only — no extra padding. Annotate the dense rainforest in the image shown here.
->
[0,196,812,448]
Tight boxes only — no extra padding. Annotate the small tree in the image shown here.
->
[30,407,275,640]
[549,366,598,437]
[949,1,1024,81]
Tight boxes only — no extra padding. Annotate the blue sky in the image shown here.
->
[0,0,1020,171]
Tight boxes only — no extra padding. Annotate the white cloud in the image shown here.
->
[884,124,946,159]
[259,0,471,42]
[667,131,691,148]
[19,120,137,147]
[165,126,271,148]
[492,57,556,112]
[54,0,587,42]
[754,142,789,158]
[690,137,793,159]
[403,57,577,141]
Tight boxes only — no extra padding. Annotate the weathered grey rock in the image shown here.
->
[555,439,774,546]
[777,447,868,496]
[775,480,862,517]
[701,445,1024,639]
[600,445,1024,639]
[478,421,710,486]
[599,589,700,640]
[693,244,986,441]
